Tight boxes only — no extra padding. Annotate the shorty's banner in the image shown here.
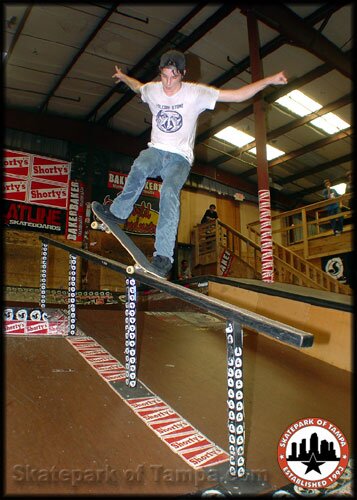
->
[3,149,30,177]
[28,179,68,209]
[3,149,71,210]
[102,171,161,236]
[3,200,66,234]
[65,180,85,241]
[4,174,28,202]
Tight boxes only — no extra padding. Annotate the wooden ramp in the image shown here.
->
[5,305,352,495]
[204,276,353,372]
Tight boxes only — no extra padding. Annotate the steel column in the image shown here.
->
[68,254,77,336]
[39,241,49,309]
[247,10,274,283]
[125,277,138,388]
[226,320,245,478]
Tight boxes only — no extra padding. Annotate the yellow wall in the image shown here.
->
[238,200,259,238]
[178,189,242,244]
[209,281,352,372]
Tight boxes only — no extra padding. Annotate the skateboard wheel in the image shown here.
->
[127,266,135,274]
[105,226,111,234]
[91,221,99,229]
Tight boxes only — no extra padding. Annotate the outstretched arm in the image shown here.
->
[112,65,143,93]
[217,71,287,103]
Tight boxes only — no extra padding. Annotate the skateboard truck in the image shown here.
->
[91,220,111,233]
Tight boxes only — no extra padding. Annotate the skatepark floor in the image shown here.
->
[5,302,352,495]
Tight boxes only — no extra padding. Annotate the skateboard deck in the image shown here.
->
[91,202,166,280]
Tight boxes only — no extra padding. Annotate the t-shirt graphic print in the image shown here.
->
[141,81,219,164]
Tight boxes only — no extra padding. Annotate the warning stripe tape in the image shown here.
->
[67,335,229,470]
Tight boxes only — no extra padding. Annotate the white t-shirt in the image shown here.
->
[140,81,219,164]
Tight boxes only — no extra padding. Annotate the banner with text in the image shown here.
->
[105,171,161,236]
[3,200,66,234]
[65,180,85,242]
[3,149,71,210]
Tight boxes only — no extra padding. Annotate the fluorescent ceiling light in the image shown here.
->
[215,126,286,160]
[310,113,350,134]
[332,183,346,195]
[276,89,321,116]
[214,126,254,147]
[249,145,285,161]
[275,90,350,135]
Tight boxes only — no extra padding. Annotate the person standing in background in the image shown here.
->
[322,179,343,235]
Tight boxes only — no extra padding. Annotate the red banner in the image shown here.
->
[108,171,161,198]
[3,200,66,234]
[65,180,85,241]
[3,149,71,210]
[3,174,28,202]
[32,156,70,184]
[3,150,30,177]
[218,249,235,277]
[28,179,68,209]
[105,171,160,235]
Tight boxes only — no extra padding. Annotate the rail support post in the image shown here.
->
[125,277,138,388]
[226,320,245,478]
[68,254,77,336]
[39,241,49,309]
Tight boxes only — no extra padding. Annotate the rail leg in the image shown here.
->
[68,254,77,336]
[125,277,137,388]
[39,242,49,309]
[226,320,245,478]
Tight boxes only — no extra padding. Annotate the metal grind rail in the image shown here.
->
[39,236,314,483]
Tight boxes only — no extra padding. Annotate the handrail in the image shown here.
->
[247,193,352,225]
[39,236,313,348]
[38,234,314,484]
[218,221,349,294]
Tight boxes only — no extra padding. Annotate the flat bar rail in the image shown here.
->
[39,236,313,348]
[39,236,314,489]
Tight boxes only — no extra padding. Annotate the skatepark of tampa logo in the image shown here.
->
[277,418,349,490]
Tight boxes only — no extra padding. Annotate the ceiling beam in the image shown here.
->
[197,60,334,145]
[87,2,208,122]
[241,128,352,178]
[269,128,352,168]
[97,3,236,125]
[5,108,142,158]
[210,2,345,88]
[240,3,351,78]
[39,3,120,113]
[280,153,353,185]
[295,170,350,198]
[4,5,32,65]
[210,93,352,167]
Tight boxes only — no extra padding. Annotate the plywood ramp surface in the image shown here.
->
[209,281,352,372]
[76,309,351,491]
[6,307,352,494]
[5,336,214,495]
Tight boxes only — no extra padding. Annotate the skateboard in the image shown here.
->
[91,201,166,279]
[91,213,111,233]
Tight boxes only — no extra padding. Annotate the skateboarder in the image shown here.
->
[94,50,287,277]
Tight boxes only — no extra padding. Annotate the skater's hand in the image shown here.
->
[269,71,288,86]
[112,65,126,84]
[112,66,143,93]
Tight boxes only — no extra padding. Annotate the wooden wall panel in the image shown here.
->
[209,281,352,372]
[4,229,82,289]
[178,189,242,244]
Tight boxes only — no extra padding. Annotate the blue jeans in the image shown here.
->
[110,147,191,261]
[327,206,343,233]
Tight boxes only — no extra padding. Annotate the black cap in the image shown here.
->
[159,50,186,72]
